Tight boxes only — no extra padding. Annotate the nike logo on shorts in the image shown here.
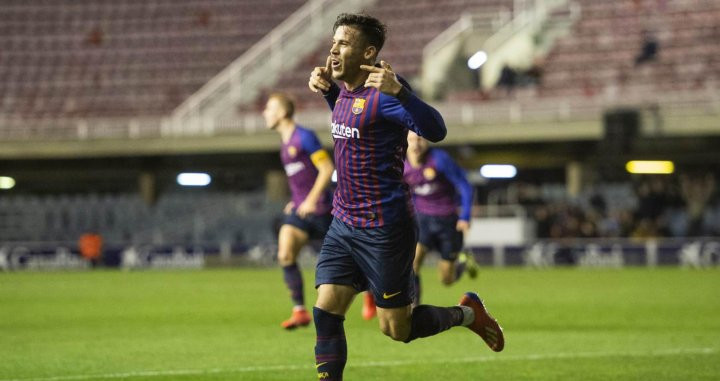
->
[383,291,402,299]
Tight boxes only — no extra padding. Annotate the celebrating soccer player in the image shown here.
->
[307,13,504,379]
[262,93,335,330]
[405,131,478,305]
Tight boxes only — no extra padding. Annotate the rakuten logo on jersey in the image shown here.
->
[331,121,360,140]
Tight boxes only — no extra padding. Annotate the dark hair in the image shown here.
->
[333,13,387,53]
[268,92,295,119]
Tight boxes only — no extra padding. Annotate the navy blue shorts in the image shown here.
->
[315,217,417,308]
[416,213,464,261]
[283,210,332,241]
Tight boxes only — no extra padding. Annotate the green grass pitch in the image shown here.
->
[1,267,719,380]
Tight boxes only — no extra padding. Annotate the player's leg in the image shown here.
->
[314,284,356,381]
[315,284,357,315]
[377,289,504,351]
[412,243,428,305]
[377,303,463,342]
[278,218,311,329]
[361,291,376,320]
[437,258,456,285]
[360,211,378,321]
[376,248,467,344]
[435,215,467,285]
[352,217,461,342]
[313,218,363,380]
[413,213,434,305]
[363,218,504,349]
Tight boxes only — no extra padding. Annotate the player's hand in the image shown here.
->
[360,60,403,96]
[283,201,295,215]
[296,200,317,218]
[456,220,470,234]
[308,56,334,93]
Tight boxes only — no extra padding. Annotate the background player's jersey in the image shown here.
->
[404,148,473,221]
[280,125,332,215]
[323,78,446,228]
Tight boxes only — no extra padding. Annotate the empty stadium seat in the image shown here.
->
[0,0,306,117]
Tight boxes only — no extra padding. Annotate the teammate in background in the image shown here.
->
[307,13,504,379]
[405,131,477,305]
[263,93,335,330]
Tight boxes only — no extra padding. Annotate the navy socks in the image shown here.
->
[454,260,467,281]
[314,307,347,380]
[404,305,464,343]
[413,273,421,305]
[282,263,304,306]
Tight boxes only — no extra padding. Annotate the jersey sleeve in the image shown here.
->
[299,128,331,167]
[379,89,447,143]
[433,150,474,221]
[299,128,322,153]
[322,83,341,111]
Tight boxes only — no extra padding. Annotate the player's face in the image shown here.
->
[262,97,284,130]
[329,26,372,83]
[407,132,429,157]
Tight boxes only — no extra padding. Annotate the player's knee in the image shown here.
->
[441,275,454,286]
[380,325,408,342]
[379,320,410,342]
[277,250,295,266]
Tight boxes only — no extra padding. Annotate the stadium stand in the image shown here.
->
[0,192,283,246]
[496,174,719,239]
[537,0,720,97]
[0,0,306,117]
[267,0,514,110]
[2,0,717,118]
[467,0,720,101]
[0,0,718,252]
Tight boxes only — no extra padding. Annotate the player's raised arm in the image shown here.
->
[435,150,474,224]
[309,56,340,110]
[296,130,335,218]
[362,61,447,142]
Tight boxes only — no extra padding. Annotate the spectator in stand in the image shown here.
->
[680,173,716,236]
[497,65,517,94]
[533,205,553,239]
[631,218,660,240]
[635,30,659,66]
[79,232,103,267]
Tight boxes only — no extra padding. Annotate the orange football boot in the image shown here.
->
[459,292,504,352]
[281,307,312,330]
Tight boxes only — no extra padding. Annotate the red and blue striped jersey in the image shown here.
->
[323,81,446,228]
[404,148,474,221]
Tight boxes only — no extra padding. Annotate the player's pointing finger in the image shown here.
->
[359,64,382,73]
[380,60,393,72]
[325,55,333,72]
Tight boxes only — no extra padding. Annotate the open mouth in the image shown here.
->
[331,59,341,70]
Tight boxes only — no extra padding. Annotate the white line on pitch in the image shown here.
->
[1,347,716,381]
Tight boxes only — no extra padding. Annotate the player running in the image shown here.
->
[307,13,504,379]
[405,131,478,305]
[262,93,335,330]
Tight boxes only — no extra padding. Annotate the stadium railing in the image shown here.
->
[1,86,716,142]
[169,0,376,136]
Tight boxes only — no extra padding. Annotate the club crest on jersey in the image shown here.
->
[287,146,297,158]
[352,98,366,115]
[423,167,436,180]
